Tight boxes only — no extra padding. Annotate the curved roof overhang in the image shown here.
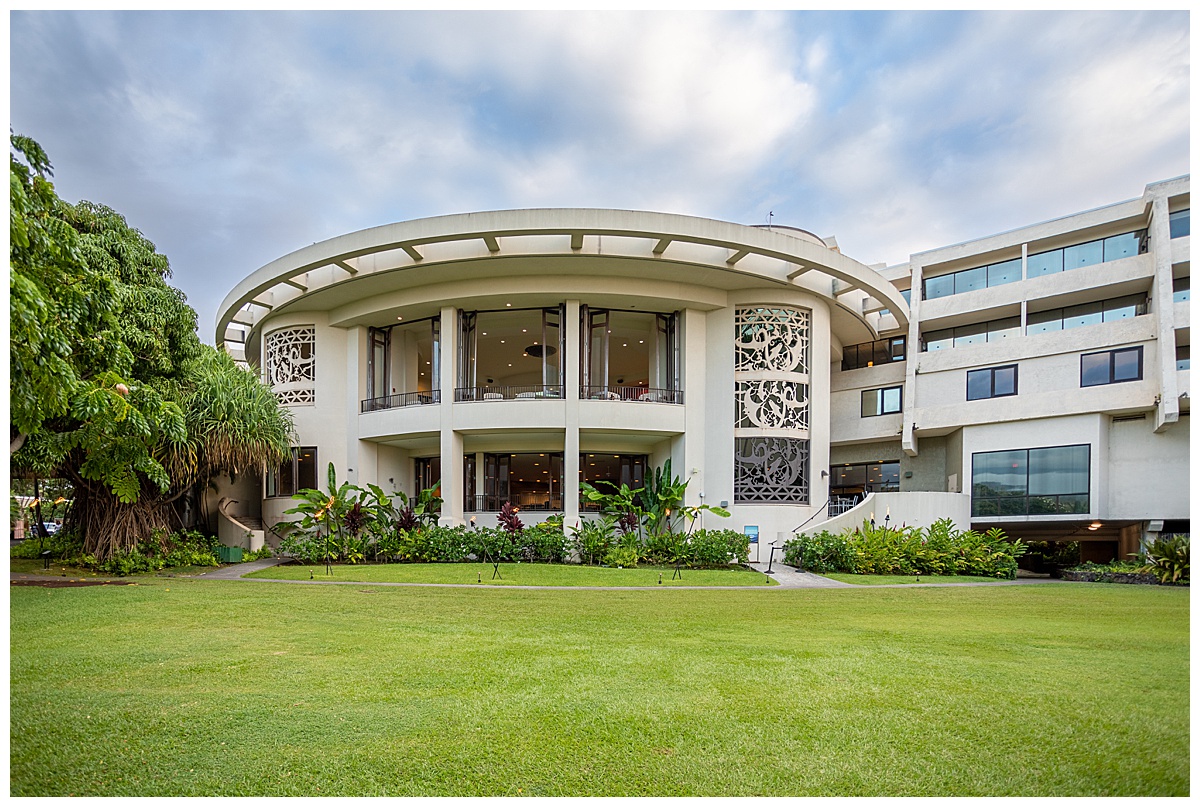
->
[217,208,908,354]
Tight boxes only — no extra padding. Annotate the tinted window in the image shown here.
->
[1112,348,1142,382]
[954,266,987,294]
[987,259,1021,287]
[924,274,955,300]
[1028,445,1090,497]
[966,369,992,401]
[972,450,1027,497]
[1026,309,1063,335]
[953,323,987,348]
[1102,232,1140,261]
[1170,209,1190,239]
[1102,295,1142,322]
[924,329,952,351]
[1063,301,1103,330]
[1080,352,1110,386]
[993,365,1017,396]
[1063,240,1103,270]
[987,317,1020,342]
[1172,276,1189,302]
[1027,249,1063,278]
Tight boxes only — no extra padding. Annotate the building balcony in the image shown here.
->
[580,385,683,404]
[455,384,564,402]
[361,389,441,413]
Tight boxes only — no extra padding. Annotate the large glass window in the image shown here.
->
[1176,345,1190,371]
[267,447,318,498]
[841,336,906,371]
[830,460,900,499]
[457,307,563,400]
[1173,276,1190,302]
[972,444,1090,516]
[1170,209,1190,239]
[1027,230,1146,279]
[922,256,1022,301]
[363,317,440,410]
[469,453,563,512]
[1081,346,1143,387]
[923,317,1020,351]
[966,364,1017,401]
[579,453,647,509]
[581,307,679,401]
[1027,294,1147,336]
[861,386,902,417]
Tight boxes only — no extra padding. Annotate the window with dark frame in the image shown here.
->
[966,365,1018,401]
[1080,346,1143,387]
[971,444,1090,517]
[841,336,906,371]
[266,447,318,498]
[861,386,902,417]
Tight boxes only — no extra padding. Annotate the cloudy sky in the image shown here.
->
[11,10,1190,343]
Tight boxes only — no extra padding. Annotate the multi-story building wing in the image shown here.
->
[216,178,1189,562]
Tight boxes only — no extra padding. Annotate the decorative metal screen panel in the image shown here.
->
[265,326,316,405]
[735,307,810,374]
[734,437,809,503]
[735,380,810,430]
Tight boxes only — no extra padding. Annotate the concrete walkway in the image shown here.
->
[747,561,855,588]
[193,557,291,579]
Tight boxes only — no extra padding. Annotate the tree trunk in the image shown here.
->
[66,483,174,561]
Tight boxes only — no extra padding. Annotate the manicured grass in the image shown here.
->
[246,562,775,587]
[822,572,1005,585]
[10,581,1188,796]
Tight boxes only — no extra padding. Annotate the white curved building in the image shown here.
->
[217,178,1190,562]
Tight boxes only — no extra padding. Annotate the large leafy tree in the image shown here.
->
[10,135,293,559]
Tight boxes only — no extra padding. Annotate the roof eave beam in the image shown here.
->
[282,278,308,292]
[653,237,672,256]
[401,243,424,262]
[726,248,751,266]
[335,260,357,275]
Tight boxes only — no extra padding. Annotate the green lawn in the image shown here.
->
[10,580,1188,796]
[247,561,775,587]
[9,558,218,579]
[821,572,1005,585]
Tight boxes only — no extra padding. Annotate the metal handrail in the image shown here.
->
[792,497,832,534]
[580,385,683,404]
[455,385,564,402]
[361,389,441,413]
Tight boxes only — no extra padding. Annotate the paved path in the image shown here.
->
[193,557,291,579]
[747,561,855,588]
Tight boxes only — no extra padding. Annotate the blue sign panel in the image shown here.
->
[744,525,759,544]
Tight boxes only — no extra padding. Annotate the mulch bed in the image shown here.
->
[11,578,135,588]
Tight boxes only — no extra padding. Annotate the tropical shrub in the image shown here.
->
[572,517,615,565]
[603,545,639,568]
[523,515,571,563]
[1139,534,1189,584]
[784,519,1023,580]
[689,528,751,566]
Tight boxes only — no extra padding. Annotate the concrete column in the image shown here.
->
[681,308,707,508]
[439,306,463,526]
[902,260,922,456]
[1149,193,1180,433]
[345,325,366,485]
[563,300,581,529]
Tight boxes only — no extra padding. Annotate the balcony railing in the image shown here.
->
[464,493,564,512]
[361,390,441,413]
[580,386,683,404]
[455,385,564,402]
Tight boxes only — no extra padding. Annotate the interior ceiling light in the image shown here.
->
[506,303,512,307]
[1088,522,1103,530]
[397,316,404,321]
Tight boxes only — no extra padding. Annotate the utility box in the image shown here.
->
[218,545,243,563]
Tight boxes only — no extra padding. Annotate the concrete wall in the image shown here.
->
[1106,414,1190,520]
[796,491,973,537]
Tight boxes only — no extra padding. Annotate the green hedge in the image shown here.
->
[784,519,1023,580]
